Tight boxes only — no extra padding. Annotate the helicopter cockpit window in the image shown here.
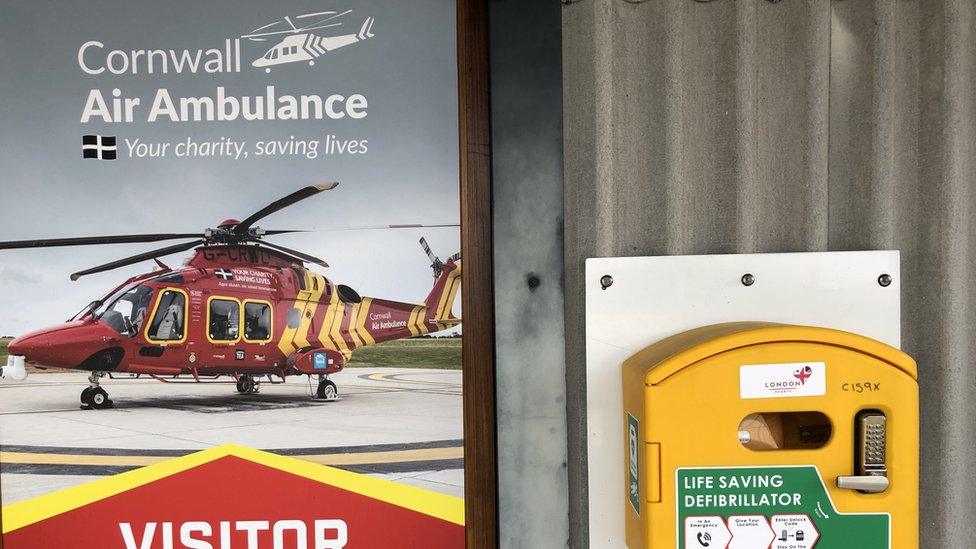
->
[97,285,153,337]
[244,301,273,342]
[209,298,241,342]
[147,290,186,342]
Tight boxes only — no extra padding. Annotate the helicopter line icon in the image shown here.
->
[243,10,375,73]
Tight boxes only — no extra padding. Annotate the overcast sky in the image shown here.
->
[0,0,459,337]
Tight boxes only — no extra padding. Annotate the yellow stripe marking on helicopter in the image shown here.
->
[331,305,351,357]
[317,286,341,353]
[355,298,376,346]
[313,286,350,358]
[277,271,314,355]
[346,301,365,348]
[413,305,430,335]
[1,444,464,533]
[343,303,359,348]
[417,306,427,335]
[435,264,462,321]
[406,306,422,337]
[294,272,326,349]
[418,306,430,335]
[277,313,300,356]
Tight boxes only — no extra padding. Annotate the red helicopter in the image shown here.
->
[0,183,461,408]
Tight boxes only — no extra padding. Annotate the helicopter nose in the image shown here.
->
[6,334,45,358]
[7,323,122,370]
[7,334,59,368]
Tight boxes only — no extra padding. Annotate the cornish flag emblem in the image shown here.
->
[82,135,117,160]
[214,269,234,280]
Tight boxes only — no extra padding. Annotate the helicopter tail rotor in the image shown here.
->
[419,237,460,279]
[421,243,462,327]
[419,237,442,278]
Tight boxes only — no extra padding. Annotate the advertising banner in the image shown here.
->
[0,1,464,546]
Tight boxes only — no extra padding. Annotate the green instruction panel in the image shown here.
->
[677,466,889,549]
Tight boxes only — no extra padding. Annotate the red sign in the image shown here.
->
[2,445,464,548]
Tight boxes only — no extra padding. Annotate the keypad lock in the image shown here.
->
[859,412,887,474]
[837,410,890,493]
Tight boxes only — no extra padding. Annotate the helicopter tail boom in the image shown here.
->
[318,17,374,52]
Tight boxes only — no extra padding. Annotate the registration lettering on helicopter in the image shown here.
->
[202,248,275,264]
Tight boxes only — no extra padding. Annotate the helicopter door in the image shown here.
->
[206,296,245,371]
[138,288,189,369]
[145,289,188,344]
[240,300,274,370]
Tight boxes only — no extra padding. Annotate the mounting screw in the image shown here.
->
[741,273,755,287]
[600,275,614,290]
[878,274,892,287]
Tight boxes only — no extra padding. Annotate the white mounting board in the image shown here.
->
[584,251,901,547]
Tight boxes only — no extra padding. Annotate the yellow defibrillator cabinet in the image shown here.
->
[623,322,917,549]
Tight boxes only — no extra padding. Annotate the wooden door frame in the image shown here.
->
[457,0,498,546]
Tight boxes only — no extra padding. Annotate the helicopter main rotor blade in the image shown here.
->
[255,240,329,269]
[241,24,341,40]
[70,239,204,281]
[234,182,338,234]
[296,9,352,23]
[0,233,202,250]
[315,223,460,231]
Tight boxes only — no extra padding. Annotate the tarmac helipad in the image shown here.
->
[0,368,463,503]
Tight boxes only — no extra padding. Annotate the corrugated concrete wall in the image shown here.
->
[563,1,975,548]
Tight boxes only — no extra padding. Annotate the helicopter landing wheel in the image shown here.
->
[236,375,258,394]
[81,372,111,409]
[83,387,113,409]
[316,379,338,401]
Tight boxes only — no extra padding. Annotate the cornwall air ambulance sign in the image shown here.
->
[0,446,464,548]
